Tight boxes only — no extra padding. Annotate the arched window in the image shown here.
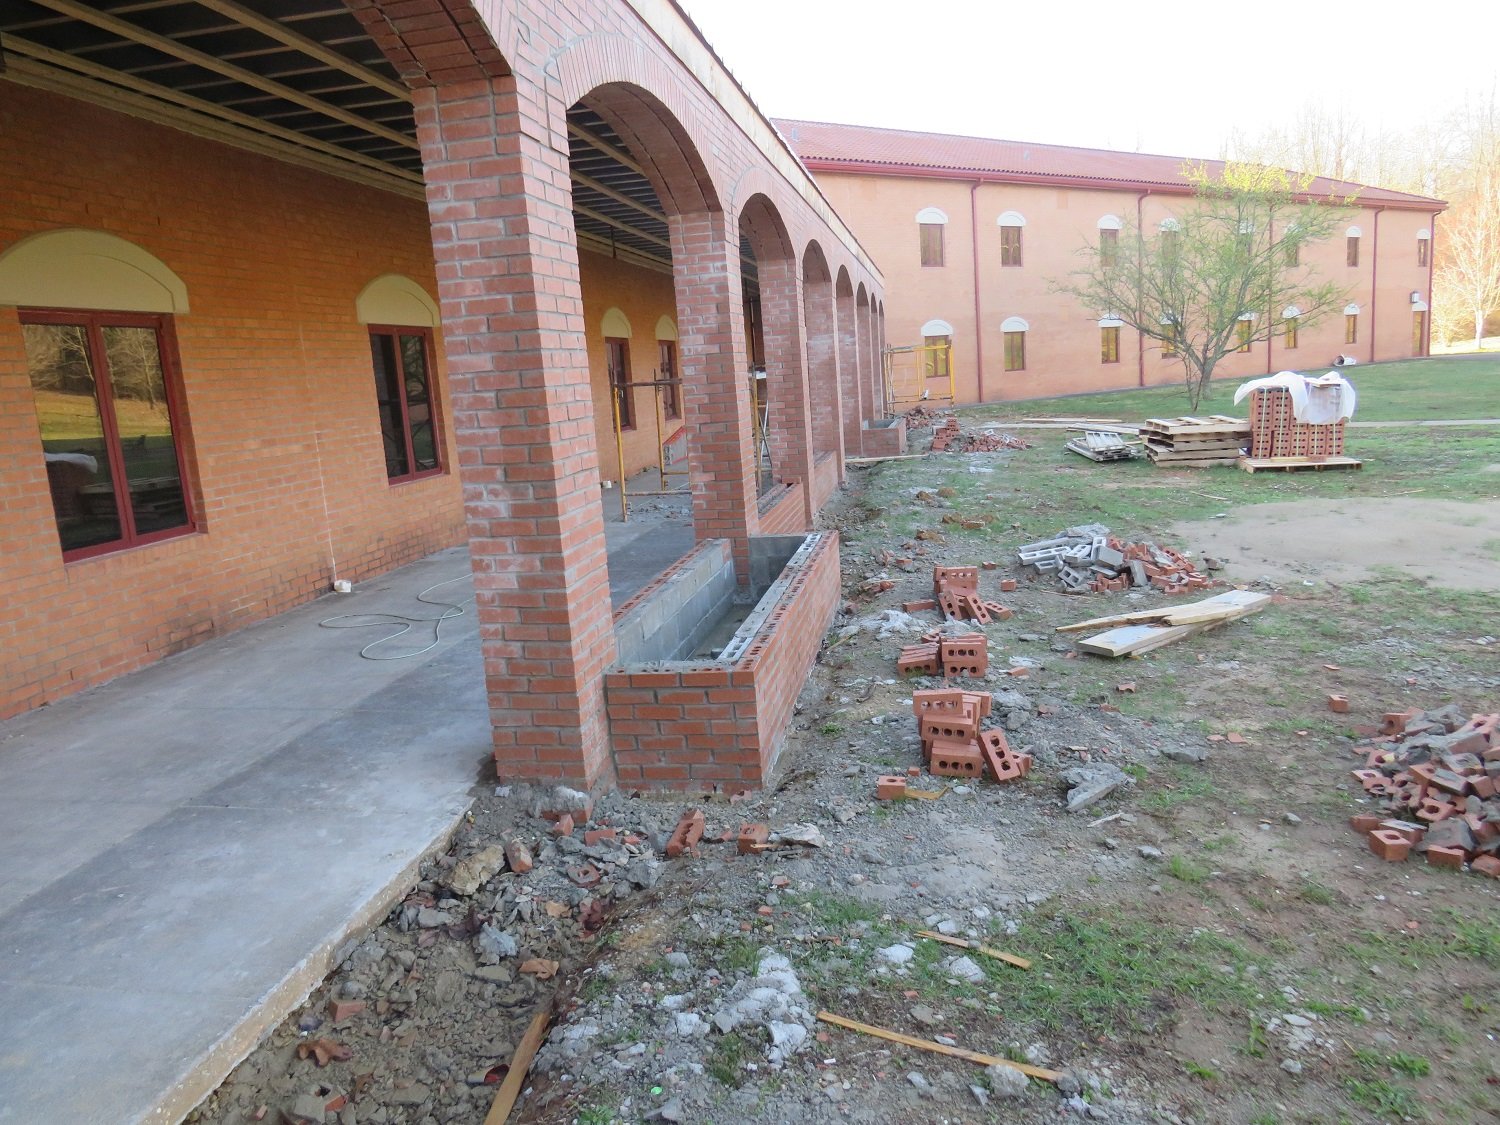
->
[602,308,635,430]
[1098,215,1122,269]
[1344,303,1360,345]
[916,207,947,267]
[1099,317,1123,364]
[358,275,443,484]
[997,212,1025,267]
[1236,312,1255,354]
[1346,226,1362,268]
[1001,316,1028,372]
[920,319,954,380]
[1282,306,1301,350]
[1,229,196,559]
[655,315,680,420]
[1416,229,1430,267]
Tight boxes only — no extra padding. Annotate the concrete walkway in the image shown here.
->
[0,517,694,1122]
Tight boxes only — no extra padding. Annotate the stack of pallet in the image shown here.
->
[933,565,1012,623]
[1066,430,1141,462]
[1138,415,1251,468]
[912,688,1033,781]
[897,630,990,678]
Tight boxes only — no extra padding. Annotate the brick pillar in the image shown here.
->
[803,273,843,473]
[857,297,877,430]
[758,257,813,528]
[671,210,760,575]
[837,288,862,457]
[413,76,616,789]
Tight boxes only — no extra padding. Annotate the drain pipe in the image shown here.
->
[1425,212,1437,355]
[1135,189,1150,386]
[970,180,986,402]
[1368,206,1384,364]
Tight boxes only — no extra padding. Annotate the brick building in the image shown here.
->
[0,0,892,790]
[777,120,1444,403]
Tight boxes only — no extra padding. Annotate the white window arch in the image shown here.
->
[1282,305,1302,319]
[921,318,954,336]
[1158,217,1180,232]
[1346,226,1362,238]
[1416,229,1431,241]
[0,228,189,313]
[1411,299,1429,312]
[997,211,1026,227]
[356,274,439,327]
[1000,316,1030,332]
[655,315,677,341]
[1097,215,1123,231]
[1344,303,1361,315]
[916,207,948,225]
[1097,316,1123,328]
[601,307,632,337]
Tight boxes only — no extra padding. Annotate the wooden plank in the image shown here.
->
[917,930,1032,969]
[1238,455,1363,473]
[1056,590,1272,634]
[484,1007,551,1124]
[1075,623,1197,657]
[815,1011,1062,1083]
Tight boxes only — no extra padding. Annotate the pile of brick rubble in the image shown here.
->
[1016,524,1220,595]
[929,417,1032,452]
[1349,705,1500,878]
[876,689,1034,800]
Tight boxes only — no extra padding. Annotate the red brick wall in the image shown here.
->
[605,531,839,789]
[0,85,467,717]
[757,483,808,535]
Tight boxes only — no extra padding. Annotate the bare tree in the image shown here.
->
[1053,163,1352,410]
[1432,92,1500,348]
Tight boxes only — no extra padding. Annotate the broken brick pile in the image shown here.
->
[905,565,1014,625]
[897,630,989,678]
[1017,524,1218,595]
[929,417,1032,453]
[878,688,1033,791]
[1349,705,1500,879]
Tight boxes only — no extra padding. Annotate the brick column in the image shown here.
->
[857,296,877,429]
[758,257,813,527]
[803,273,843,469]
[837,288,863,457]
[671,210,760,575]
[413,76,616,789]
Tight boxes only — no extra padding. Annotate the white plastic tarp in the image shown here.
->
[1233,370,1356,424]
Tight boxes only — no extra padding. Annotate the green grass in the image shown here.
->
[707,1031,754,1087]
[1345,1076,1424,1120]
[1166,854,1210,884]
[976,353,1500,423]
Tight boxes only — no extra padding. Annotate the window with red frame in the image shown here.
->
[369,327,442,482]
[658,339,679,420]
[21,309,195,559]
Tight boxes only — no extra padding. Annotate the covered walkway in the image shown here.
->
[0,517,693,1123]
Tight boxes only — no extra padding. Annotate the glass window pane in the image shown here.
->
[23,323,123,552]
[102,326,188,536]
[400,334,437,472]
[370,333,410,478]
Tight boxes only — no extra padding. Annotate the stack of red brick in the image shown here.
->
[1349,706,1500,878]
[928,417,1031,453]
[917,565,1013,624]
[897,630,989,678]
[896,688,1033,784]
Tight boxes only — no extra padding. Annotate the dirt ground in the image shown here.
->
[190,420,1500,1125]
[1174,498,1500,592]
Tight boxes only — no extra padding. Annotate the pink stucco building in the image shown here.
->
[777,120,1444,404]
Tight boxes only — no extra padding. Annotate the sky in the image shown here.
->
[679,0,1498,161]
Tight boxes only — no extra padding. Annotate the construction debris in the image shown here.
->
[898,631,990,678]
[911,688,1032,783]
[1348,706,1500,878]
[1138,415,1251,468]
[1065,430,1142,462]
[815,1011,1062,1083]
[932,565,1012,624]
[1062,590,1271,658]
[1017,525,1218,595]
[916,930,1031,969]
[929,417,1032,453]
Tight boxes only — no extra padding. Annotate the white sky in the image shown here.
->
[680,0,1498,160]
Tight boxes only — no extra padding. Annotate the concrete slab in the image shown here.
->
[0,517,697,1125]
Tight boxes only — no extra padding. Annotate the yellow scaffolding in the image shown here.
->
[608,371,686,524]
[882,340,955,415]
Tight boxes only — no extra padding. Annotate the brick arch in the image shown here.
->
[574,82,721,217]
[346,0,512,87]
[802,241,841,470]
[834,266,862,455]
[855,282,877,435]
[739,195,808,522]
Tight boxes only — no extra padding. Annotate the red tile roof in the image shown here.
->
[772,119,1443,209]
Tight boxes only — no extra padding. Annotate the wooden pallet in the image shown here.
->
[1067,431,1142,462]
[1237,455,1363,473]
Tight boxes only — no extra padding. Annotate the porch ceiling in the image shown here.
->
[0,0,756,280]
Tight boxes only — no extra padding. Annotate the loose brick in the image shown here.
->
[1471,855,1500,879]
[737,823,769,854]
[666,808,706,858]
[1327,694,1350,714]
[875,776,907,800]
[1349,814,1380,835]
[1425,845,1466,870]
[1368,829,1411,862]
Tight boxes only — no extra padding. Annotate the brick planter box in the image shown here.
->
[862,415,907,457]
[606,531,840,790]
